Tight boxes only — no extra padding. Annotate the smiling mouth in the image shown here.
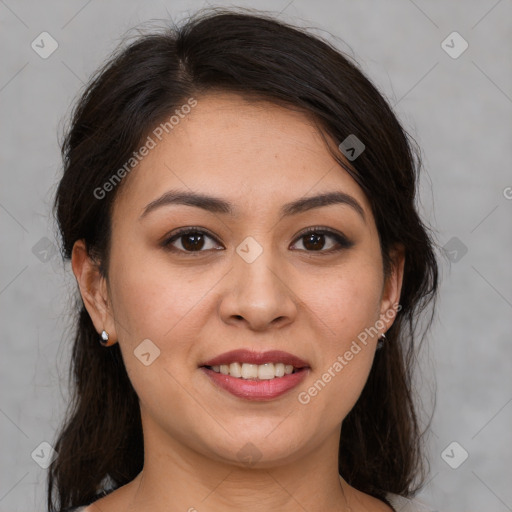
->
[201,362,307,380]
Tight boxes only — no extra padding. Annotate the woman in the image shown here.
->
[48,7,439,512]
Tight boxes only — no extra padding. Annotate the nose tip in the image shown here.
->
[219,256,298,331]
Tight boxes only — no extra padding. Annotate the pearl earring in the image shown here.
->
[100,330,110,346]
[376,332,387,350]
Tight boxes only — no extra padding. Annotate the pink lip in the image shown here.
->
[200,366,310,401]
[200,349,310,368]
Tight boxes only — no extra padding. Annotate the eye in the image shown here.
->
[162,226,353,255]
[162,227,223,254]
[290,226,353,253]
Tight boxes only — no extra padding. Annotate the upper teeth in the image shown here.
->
[210,362,296,380]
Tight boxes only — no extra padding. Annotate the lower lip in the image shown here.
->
[200,367,309,401]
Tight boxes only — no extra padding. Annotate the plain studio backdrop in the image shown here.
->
[1,1,511,511]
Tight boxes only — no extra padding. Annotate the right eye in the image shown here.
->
[161,227,224,254]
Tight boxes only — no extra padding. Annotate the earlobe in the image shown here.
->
[71,239,117,344]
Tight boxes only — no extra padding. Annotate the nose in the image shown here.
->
[218,246,298,332]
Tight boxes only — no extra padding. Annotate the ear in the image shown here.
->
[71,239,117,345]
[379,244,405,333]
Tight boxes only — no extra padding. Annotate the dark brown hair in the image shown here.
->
[49,7,438,511]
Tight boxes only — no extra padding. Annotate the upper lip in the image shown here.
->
[200,349,310,368]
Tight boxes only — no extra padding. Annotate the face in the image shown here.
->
[73,91,404,470]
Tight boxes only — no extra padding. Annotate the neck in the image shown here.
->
[120,416,352,512]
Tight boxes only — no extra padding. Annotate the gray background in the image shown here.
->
[1,1,511,511]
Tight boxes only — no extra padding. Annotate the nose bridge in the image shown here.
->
[235,234,285,299]
[220,234,297,329]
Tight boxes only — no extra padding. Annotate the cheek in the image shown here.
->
[107,238,213,342]
[107,244,225,406]
[293,259,383,415]
[297,255,383,344]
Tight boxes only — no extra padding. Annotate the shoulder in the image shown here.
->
[385,492,437,512]
[60,488,115,512]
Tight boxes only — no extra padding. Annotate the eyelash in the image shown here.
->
[161,226,353,256]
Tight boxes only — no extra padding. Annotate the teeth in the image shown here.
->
[239,363,256,379]
[275,363,285,378]
[258,363,275,380]
[208,362,299,380]
[229,362,242,377]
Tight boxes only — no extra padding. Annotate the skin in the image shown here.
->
[72,91,404,512]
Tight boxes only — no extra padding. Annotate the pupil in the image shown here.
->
[304,233,324,251]
[182,233,204,251]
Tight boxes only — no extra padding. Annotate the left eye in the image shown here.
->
[290,227,353,253]
[162,227,352,254]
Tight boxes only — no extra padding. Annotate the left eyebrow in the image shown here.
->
[139,189,366,223]
[279,191,366,223]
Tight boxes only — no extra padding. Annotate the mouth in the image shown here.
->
[199,349,310,401]
[201,362,306,380]
[199,349,310,378]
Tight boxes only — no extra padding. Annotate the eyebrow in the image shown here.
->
[139,189,366,222]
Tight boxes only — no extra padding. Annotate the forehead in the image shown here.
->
[112,92,371,221]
